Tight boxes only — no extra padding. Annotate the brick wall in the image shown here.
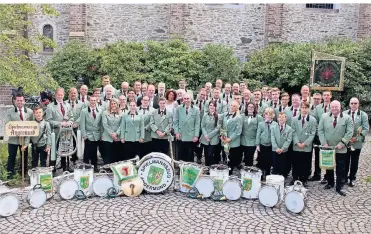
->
[357,4,371,39]
[265,4,284,44]
[0,85,13,106]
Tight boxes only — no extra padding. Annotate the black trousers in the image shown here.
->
[32,145,47,168]
[272,152,287,176]
[202,144,217,166]
[257,145,272,176]
[312,147,321,178]
[293,151,312,182]
[125,141,140,160]
[117,142,126,162]
[345,148,361,181]
[83,139,99,167]
[214,143,222,162]
[194,133,202,160]
[139,141,152,158]
[284,144,294,177]
[228,146,242,173]
[71,128,78,162]
[326,153,347,189]
[152,138,169,155]
[7,144,29,178]
[242,145,256,167]
[178,141,195,162]
[100,141,121,164]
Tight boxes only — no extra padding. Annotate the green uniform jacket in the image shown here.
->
[255,101,268,116]
[309,104,319,118]
[45,100,74,136]
[318,112,353,154]
[292,114,317,152]
[137,106,155,143]
[241,114,263,147]
[80,106,102,141]
[256,121,277,146]
[173,104,201,142]
[68,99,84,126]
[286,106,301,127]
[150,109,173,139]
[343,109,369,149]
[313,103,331,123]
[274,105,291,122]
[31,120,51,147]
[200,113,220,145]
[220,93,233,105]
[101,111,122,143]
[205,98,227,115]
[5,107,34,145]
[271,124,293,152]
[221,112,243,148]
[120,112,145,142]
[194,99,207,120]
[240,99,253,113]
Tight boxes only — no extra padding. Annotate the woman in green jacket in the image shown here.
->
[200,101,220,166]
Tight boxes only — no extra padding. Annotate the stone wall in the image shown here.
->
[357,4,371,39]
[280,4,360,43]
[0,85,13,106]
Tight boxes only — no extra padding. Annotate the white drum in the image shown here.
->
[74,164,94,197]
[194,176,215,198]
[240,166,262,199]
[28,167,54,200]
[222,177,242,201]
[138,156,174,193]
[179,163,203,193]
[210,164,229,191]
[266,175,285,201]
[138,152,171,166]
[259,185,280,208]
[284,181,307,214]
[26,185,47,209]
[58,172,79,200]
[0,194,19,217]
[92,171,114,197]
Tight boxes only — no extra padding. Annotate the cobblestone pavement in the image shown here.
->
[1,139,371,234]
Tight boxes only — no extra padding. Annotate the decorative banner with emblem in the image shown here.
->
[309,50,346,91]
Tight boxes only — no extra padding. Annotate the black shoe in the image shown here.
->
[289,180,295,186]
[320,178,327,184]
[94,167,99,173]
[237,164,243,170]
[349,180,355,187]
[196,158,202,164]
[303,181,308,188]
[309,175,321,181]
[324,184,334,189]
[336,189,346,196]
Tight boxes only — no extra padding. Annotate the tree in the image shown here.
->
[0,4,59,94]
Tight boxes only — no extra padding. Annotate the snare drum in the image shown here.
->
[259,185,280,208]
[210,164,229,191]
[0,193,19,217]
[92,170,114,197]
[179,163,203,193]
[284,181,307,214]
[28,167,54,200]
[138,156,174,193]
[240,166,262,199]
[74,164,94,197]
[266,175,285,201]
[58,172,79,200]
[121,177,144,197]
[26,184,47,209]
[222,177,242,201]
[194,176,215,198]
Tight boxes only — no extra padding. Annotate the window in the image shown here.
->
[42,24,54,53]
[306,4,334,9]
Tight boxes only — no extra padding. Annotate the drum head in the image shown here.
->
[138,157,174,193]
[93,177,114,197]
[121,177,144,197]
[29,190,47,209]
[285,191,305,214]
[59,179,78,200]
[0,194,19,217]
[195,177,214,198]
[222,180,242,201]
[259,186,279,208]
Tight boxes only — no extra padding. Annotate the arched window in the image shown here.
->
[43,24,54,53]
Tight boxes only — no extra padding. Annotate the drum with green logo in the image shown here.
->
[74,163,94,197]
[240,166,262,199]
[210,164,229,191]
[179,163,203,193]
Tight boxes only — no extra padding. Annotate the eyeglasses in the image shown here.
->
[350,103,358,105]
[143,99,149,101]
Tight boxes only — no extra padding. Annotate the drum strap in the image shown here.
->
[106,187,118,199]
[75,190,87,200]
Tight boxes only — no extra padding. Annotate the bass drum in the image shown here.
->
[138,156,174,193]
[222,177,242,201]
[121,177,144,197]
[194,176,215,198]
[0,193,19,217]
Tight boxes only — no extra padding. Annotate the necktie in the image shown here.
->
[72,101,75,108]
[92,109,96,119]
[160,111,164,116]
[352,112,355,122]
[324,105,327,113]
[280,125,283,132]
[302,117,305,127]
[19,108,23,121]
[199,100,202,110]
[267,122,270,131]
[60,103,65,116]
[293,109,297,117]
[186,107,189,115]
[82,96,85,102]
[333,116,337,128]
[226,95,229,103]
[131,114,134,120]
[274,103,277,108]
